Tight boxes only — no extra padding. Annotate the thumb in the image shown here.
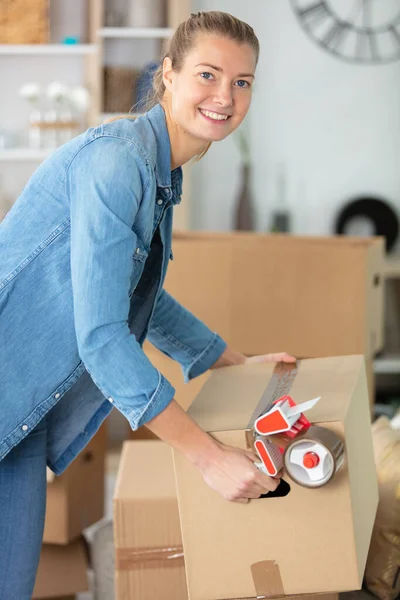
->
[234,497,249,504]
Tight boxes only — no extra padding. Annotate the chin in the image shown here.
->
[193,127,233,144]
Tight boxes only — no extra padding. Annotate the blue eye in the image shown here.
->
[236,80,250,88]
[200,72,214,80]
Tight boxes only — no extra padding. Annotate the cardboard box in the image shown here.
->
[43,424,106,544]
[173,355,379,599]
[32,537,89,598]
[114,443,340,600]
[114,440,188,600]
[166,233,384,359]
[130,342,210,440]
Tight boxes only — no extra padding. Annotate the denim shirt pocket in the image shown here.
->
[129,241,149,298]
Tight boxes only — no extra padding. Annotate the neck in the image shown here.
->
[161,100,208,170]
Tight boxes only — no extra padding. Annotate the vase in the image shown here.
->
[234,163,254,231]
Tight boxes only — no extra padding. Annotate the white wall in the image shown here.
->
[191,0,400,235]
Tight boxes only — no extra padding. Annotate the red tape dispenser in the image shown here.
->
[253,395,345,487]
[253,395,321,480]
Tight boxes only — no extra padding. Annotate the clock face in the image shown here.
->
[290,0,400,64]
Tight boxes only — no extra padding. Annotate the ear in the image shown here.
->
[162,57,175,92]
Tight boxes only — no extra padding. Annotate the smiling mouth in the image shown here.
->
[199,108,231,122]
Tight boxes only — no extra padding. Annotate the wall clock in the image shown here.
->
[290,0,400,64]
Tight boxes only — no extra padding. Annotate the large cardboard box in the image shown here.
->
[130,342,210,440]
[114,442,340,600]
[166,233,384,359]
[173,355,379,599]
[114,440,188,600]
[43,424,106,544]
[32,537,89,598]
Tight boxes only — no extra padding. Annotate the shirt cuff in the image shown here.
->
[184,333,227,382]
[132,373,176,429]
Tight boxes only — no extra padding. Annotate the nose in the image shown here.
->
[213,83,233,108]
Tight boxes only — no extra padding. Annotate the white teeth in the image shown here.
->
[200,109,228,121]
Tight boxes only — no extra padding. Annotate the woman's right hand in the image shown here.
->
[145,399,280,503]
[198,441,280,503]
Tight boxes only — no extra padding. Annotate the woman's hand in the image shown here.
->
[244,352,296,365]
[198,441,280,503]
[211,347,296,369]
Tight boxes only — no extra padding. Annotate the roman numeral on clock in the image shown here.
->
[323,20,350,51]
[297,1,330,26]
[389,25,400,48]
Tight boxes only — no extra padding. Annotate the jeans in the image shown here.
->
[0,417,47,599]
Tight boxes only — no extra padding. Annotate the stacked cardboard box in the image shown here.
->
[166,233,384,360]
[33,424,107,598]
[114,442,341,600]
[114,441,187,600]
[116,353,378,598]
[166,233,384,403]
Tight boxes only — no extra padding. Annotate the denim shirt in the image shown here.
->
[0,104,226,474]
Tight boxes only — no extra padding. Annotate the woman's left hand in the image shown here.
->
[211,347,297,370]
[244,352,296,365]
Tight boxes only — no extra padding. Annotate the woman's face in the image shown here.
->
[163,34,256,144]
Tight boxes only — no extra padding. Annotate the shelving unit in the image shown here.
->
[0,44,97,55]
[0,0,192,229]
[99,27,173,39]
[373,256,400,375]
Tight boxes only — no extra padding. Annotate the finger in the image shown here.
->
[245,484,268,497]
[241,457,281,491]
[245,352,296,365]
[250,479,279,494]
[269,352,297,363]
[243,449,260,463]
[232,497,249,504]
[255,473,281,492]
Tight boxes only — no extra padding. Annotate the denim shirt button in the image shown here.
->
[108,397,114,403]
[22,424,28,431]
[135,248,140,255]
[54,392,60,399]
[157,199,163,205]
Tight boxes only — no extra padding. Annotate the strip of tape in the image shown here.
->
[115,545,184,571]
[251,560,285,598]
[247,361,300,429]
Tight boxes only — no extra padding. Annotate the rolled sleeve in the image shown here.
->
[147,289,227,382]
[185,332,227,380]
[67,136,174,430]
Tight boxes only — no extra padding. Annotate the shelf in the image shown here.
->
[384,257,400,279]
[0,148,54,161]
[0,44,97,55]
[99,27,173,39]
[374,355,400,375]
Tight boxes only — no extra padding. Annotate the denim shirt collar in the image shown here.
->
[146,104,182,202]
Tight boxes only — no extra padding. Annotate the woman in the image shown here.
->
[0,11,295,597]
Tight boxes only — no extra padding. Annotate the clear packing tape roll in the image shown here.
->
[283,425,345,488]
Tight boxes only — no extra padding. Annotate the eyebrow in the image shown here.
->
[195,63,255,78]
